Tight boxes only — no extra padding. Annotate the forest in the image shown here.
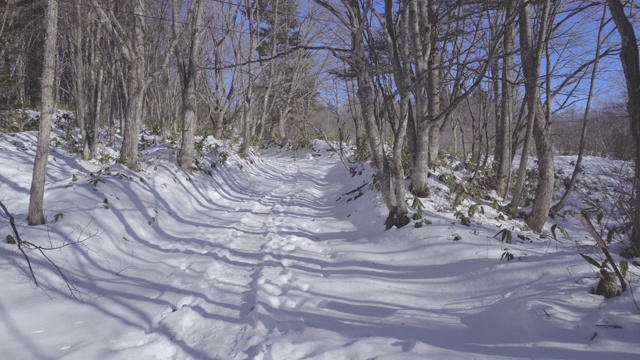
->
[1,0,640,358]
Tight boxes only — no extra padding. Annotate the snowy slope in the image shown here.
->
[0,127,639,359]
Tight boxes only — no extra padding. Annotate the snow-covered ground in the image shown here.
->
[0,123,639,359]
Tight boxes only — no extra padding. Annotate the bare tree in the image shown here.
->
[508,0,550,226]
[314,0,409,228]
[406,0,435,197]
[510,0,604,231]
[66,1,88,155]
[379,0,412,227]
[202,2,241,139]
[64,0,106,160]
[409,1,501,197]
[28,0,58,225]
[91,0,148,170]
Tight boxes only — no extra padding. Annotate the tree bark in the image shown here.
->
[528,112,554,232]
[407,0,433,197]
[178,0,204,170]
[28,0,58,225]
[119,0,146,170]
[509,0,540,218]
[424,1,443,166]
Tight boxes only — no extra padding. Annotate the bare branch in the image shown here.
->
[0,200,96,301]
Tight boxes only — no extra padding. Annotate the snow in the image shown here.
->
[0,124,639,359]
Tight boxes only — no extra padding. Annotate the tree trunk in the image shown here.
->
[425,2,441,166]
[352,24,395,217]
[212,109,225,139]
[407,0,433,197]
[178,0,204,170]
[526,0,554,233]
[384,0,411,227]
[428,125,441,165]
[119,0,146,170]
[258,73,275,142]
[607,0,640,253]
[240,0,256,155]
[70,1,88,157]
[495,0,516,199]
[108,66,116,146]
[278,110,289,145]
[509,0,540,218]
[28,0,58,225]
[528,112,554,232]
[87,28,104,155]
[411,121,431,197]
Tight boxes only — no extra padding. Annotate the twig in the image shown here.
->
[595,324,623,329]
[0,200,39,287]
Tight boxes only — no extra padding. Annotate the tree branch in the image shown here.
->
[0,200,94,301]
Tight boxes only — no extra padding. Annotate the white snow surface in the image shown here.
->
[0,129,639,359]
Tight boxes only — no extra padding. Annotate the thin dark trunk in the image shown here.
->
[240,0,255,155]
[509,0,540,218]
[495,0,516,199]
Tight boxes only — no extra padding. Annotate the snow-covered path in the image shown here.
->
[2,134,640,359]
[0,142,367,359]
[84,153,358,358]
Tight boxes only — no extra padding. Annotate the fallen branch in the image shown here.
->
[595,324,623,329]
[0,200,38,286]
[336,182,368,202]
[0,200,86,300]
